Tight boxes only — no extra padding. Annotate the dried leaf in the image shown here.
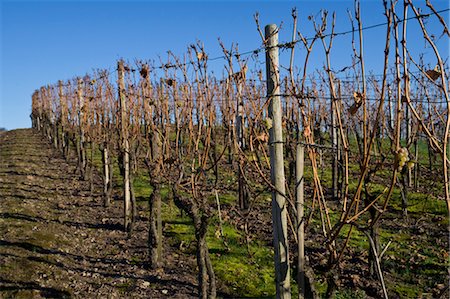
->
[425,66,441,81]
[349,103,359,115]
[353,91,363,104]
[165,78,174,86]
[349,91,364,115]
[140,68,148,78]
[264,118,273,130]
[196,52,207,61]
[256,133,268,143]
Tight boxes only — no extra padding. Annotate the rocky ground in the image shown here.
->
[0,129,198,298]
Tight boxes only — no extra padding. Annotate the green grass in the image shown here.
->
[162,200,278,297]
[130,256,143,265]
[334,289,366,299]
[116,281,134,293]
[406,192,446,215]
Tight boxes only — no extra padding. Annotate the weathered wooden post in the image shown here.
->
[405,102,412,187]
[44,86,52,142]
[296,144,305,299]
[331,95,338,200]
[236,82,249,211]
[103,144,110,197]
[37,89,43,132]
[236,88,244,151]
[31,91,39,130]
[77,78,87,179]
[414,139,419,190]
[388,85,394,132]
[265,23,291,299]
[58,80,68,158]
[50,85,59,150]
[401,5,412,188]
[118,60,132,231]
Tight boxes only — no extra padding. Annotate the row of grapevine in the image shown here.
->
[31,1,448,298]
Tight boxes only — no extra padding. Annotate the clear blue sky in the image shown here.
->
[1,0,448,130]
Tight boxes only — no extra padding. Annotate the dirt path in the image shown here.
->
[0,129,197,298]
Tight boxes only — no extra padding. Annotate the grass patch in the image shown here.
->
[116,281,134,293]
[30,230,57,248]
[334,289,366,299]
[162,201,277,297]
[407,193,446,215]
[389,282,421,298]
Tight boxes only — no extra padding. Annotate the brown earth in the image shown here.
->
[0,129,198,298]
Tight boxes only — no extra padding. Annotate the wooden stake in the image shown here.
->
[265,23,291,299]
[118,60,132,231]
[296,144,305,299]
[77,78,87,179]
[58,80,67,157]
[331,95,338,200]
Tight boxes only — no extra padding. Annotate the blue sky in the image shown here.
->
[1,0,448,130]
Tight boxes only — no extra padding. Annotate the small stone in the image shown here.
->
[142,281,150,288]
[161,289,168,295]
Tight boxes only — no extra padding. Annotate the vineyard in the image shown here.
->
[1,1,449,298]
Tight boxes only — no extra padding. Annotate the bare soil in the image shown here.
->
[0,129,198,298]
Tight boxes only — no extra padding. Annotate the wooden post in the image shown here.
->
[45,86,52,140]
[296,144,305,299]
[236,83,249,211]
[405,102,412,186]
[388,85,394,132]
[236,85,244,150]
[51,86,58,149]
[37,89,43,131]
[401,5,412,188]
[336,81,344,200]
[77,78,87,179]
[414,139,419,190]
[331,96,338,200]
[40,88,45,134]
[58,80,68,157]
[31,91,37,129]
[118,60,132,231]
[102,146,110,206]
[265,23,291,299]
[58,81,64,149]
[34,90,39,129]
[156,189,163,264]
